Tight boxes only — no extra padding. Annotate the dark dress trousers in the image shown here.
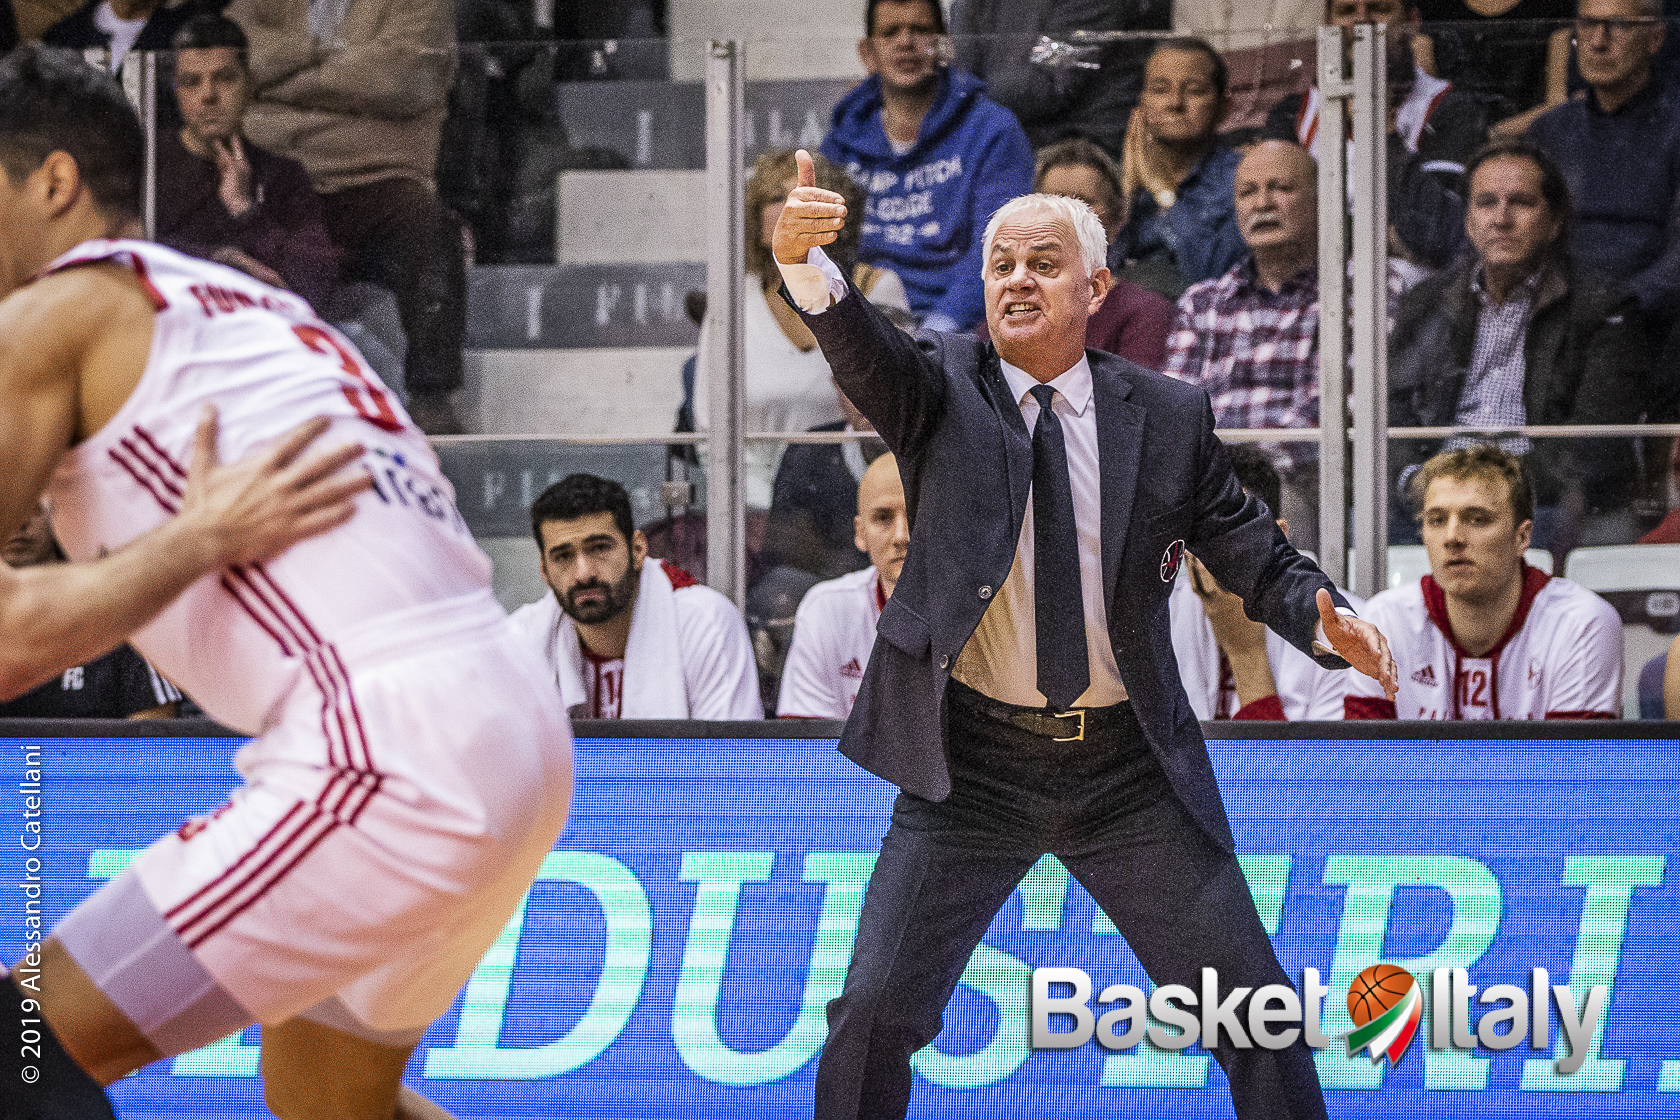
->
[794,280,1348,1120]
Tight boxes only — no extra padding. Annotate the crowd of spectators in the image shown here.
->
[2,0,1676,723]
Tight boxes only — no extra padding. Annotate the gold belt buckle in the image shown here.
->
[1053,708,1085,742]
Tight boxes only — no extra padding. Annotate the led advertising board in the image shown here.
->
[2,722,1677,1118]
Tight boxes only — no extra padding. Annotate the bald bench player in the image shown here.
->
[0,47,572,1120]
[777,453,908,719]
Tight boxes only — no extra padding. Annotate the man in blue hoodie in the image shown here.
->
[821,0,1035,332]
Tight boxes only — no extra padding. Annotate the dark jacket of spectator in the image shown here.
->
[155,126,339,309]
[1415,0,1571,119]
[1112,145,1245,299]
[0,1,17,52]
[42,0,203,53]
[762,419,881,581]
[1264,82,1491,269]
[1388,258,1650,510]
[820,67,1034,331]
[1527,79,1680,319]
[950,0,1170,161]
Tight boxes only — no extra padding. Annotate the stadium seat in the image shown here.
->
[1562,545,1680,719]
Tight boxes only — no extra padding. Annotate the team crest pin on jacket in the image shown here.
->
[1160,540,1185,583]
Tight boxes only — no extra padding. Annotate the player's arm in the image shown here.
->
[0,409,370,700]
[679,591,765,721]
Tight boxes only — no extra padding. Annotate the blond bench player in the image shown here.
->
[1345,445,1622,721]
[0,48,572,1119]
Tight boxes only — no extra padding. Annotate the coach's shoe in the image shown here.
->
[408,392,464,436]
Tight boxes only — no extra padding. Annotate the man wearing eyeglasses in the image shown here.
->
[1528,0,1680,417]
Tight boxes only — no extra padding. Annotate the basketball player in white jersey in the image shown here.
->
[1345,445,1622,721]
[778,453,908,719]
[0,47,573,1119]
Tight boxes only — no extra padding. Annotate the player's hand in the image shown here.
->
[212,136,255,219]
[1318,587,1398,700]
[771,149,848,267]
[1189,554,1268,659]
[211,247,286,290]
[177,406,372,569]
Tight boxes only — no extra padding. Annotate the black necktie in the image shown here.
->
[1028,385,1088,710]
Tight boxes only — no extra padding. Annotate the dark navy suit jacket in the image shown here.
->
[796,282,1351,852]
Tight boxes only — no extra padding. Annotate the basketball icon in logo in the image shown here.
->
[1160,539,1185,583]
[1346,963,1423,1067]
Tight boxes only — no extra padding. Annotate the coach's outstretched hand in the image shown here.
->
[1319,588,1399,700]
[772,149,849,267]
[179,406,372,568]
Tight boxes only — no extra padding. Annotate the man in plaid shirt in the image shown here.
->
[1163,140,1402,549]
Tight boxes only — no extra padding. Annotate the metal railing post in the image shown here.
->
[704,41,747,609]
[1315,25,1350,589]
[1348,25,1389,598]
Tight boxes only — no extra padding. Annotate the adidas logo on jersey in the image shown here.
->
[840,657,864,679]
[1411,665,1438,686]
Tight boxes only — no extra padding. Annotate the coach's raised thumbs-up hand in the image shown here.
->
[773,149,848,267]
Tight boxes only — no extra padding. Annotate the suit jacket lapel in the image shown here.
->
[978,346,1034,530]
[1092,353,1145,605]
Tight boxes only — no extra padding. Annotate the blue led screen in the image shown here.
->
[1,728,1678,1118]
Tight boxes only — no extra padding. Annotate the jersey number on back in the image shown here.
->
[292,324,403,433]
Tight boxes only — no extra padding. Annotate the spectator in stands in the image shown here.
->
[696,150,906,517]
[42,0,204,69]
[155,13,337,309]
[777,453,907,719]
[1387,140,1650,552]
[1172,447,1361,720]
[509,474,763,720]
[1262,0,1491,272]
[0,504,181,719]
[1164,140,1401,548]
[1415,0,1572,136]
[1110,37,1246,300]
[820,0,1034,331]
[1528,0,1680,416]
[950,0,1170,161]
[1346,445,1622,718]
[978,137,1175,368]
[227,0,468,434]
[762,382,886,584]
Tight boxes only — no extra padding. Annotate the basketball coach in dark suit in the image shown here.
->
[772,150,1399,1120]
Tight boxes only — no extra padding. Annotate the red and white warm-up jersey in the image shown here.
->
[1168,573,1362,721]
[43,240,491,735]
[1345,565,1623,720]
[777,566,885,720]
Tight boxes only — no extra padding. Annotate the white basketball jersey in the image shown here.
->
[1346,565,1623,720]
[43,240,493,734]
[777,567,884,720]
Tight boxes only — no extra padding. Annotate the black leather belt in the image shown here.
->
[947,681,1132,743]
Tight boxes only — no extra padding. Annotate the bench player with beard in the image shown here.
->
[0,47,572,1120]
